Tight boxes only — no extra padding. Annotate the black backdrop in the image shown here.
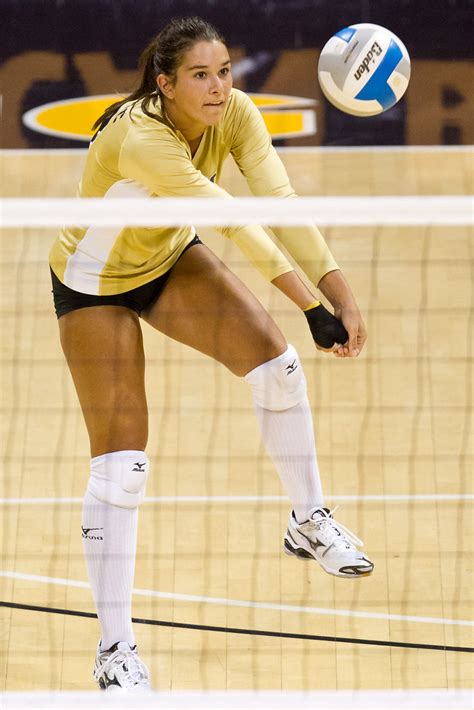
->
[2,0,473,147]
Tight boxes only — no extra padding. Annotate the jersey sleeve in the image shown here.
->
[118,123,294,281]
[230,90,339,286]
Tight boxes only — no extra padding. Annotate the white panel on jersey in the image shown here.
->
[63,179,152,294]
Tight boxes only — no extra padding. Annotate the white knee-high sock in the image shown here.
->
[252,397,324,523]
[245,347,324,523]
[82,451,148,650]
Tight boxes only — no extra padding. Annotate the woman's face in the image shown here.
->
[159,40,233,137]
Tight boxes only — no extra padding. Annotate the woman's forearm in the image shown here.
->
[271,270,319,310]
[271,267,357,312]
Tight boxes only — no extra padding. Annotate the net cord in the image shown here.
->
[1,196,471,227]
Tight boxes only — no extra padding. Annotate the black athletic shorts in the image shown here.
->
[51,235,202,318]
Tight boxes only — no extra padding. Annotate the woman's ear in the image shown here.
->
[157,74,174,100]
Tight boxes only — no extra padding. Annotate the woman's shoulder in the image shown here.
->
[120,99,185,152]
[128,98,174,133]
[222,89,259,133]
[94,97,173,142]
[227,88,255,112]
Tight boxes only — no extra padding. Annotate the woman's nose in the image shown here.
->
[209,75,223,93]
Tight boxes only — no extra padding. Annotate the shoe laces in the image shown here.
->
[95,643,149,688]
[308,506,364,550]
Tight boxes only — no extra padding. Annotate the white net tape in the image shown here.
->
[1,195,472,227]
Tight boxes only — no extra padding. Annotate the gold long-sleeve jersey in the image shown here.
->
[49,88,338,295]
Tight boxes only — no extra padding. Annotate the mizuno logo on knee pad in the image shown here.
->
[132,461,147,472]
[245,345,306,411]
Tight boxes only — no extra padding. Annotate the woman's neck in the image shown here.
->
[161,100,205,144]
[187,136,203,157]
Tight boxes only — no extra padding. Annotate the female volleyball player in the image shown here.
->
[49,17,373,691]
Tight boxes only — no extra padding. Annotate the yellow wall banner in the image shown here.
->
[22,93,316,142]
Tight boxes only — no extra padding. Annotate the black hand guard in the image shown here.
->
[304,303,349,348]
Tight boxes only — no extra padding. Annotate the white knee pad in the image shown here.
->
[87,450,149,509]
[244,344,307,411]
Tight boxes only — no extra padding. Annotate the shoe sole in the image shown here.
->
[283,537,374,578]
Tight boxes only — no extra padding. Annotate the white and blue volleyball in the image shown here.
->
[318,23,411,116]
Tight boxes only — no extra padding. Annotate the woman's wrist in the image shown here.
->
[303,298,321,311]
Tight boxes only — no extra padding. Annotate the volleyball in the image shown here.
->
[318,23,411,116]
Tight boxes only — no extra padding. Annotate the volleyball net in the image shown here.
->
[1,188,472,707]
[2,195,471,227]
[1,689,473,709]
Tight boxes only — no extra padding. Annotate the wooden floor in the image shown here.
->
[0,148,472,693]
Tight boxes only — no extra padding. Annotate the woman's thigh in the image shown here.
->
[58,305,148,457]
[142,243,287,376]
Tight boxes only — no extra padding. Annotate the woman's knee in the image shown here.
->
[244,343,307,410]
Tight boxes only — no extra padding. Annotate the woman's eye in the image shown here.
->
[195,72,206,79]
[220,67,230,76]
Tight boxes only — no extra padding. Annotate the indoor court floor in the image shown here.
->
[0,147,472,705]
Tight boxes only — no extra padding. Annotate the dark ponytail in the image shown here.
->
[92,17,225,133]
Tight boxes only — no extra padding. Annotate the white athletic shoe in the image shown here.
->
[93,641,151,692]
[283,507,374,578]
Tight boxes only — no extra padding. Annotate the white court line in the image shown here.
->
[1,145,472,154]
[277,145,474,153]
[1,570,473,627]
[0,493,472,505]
